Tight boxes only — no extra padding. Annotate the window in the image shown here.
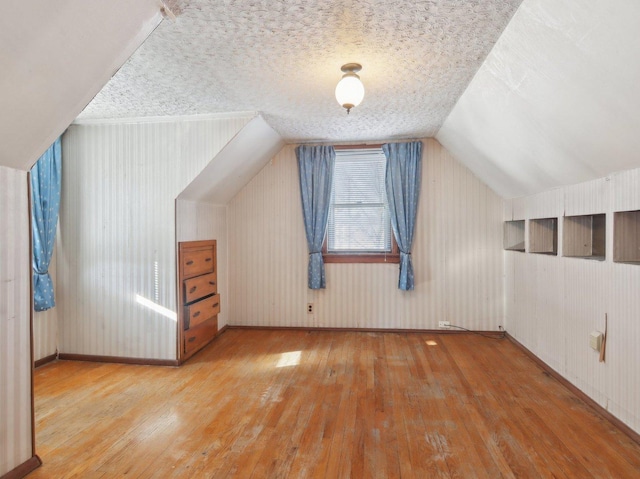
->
[323,147,399,263]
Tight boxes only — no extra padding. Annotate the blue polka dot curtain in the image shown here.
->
[31,137,62,311]
[383,141,422,291]
[296,145,335,289]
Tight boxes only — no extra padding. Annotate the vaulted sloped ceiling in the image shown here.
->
[5,0,639,201]
[77,0,522,143]
[178,115,285,204]
[437,0,640,199]
[0,0,164,171]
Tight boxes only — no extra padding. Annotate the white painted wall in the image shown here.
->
[0,167,33,475]
[179,116,285,204]
[438,0,640,198]
[505,168,640,434]
[0,0,163,170]
[58,115,252,360]
[228,140,504,330]
[176,200,229,329]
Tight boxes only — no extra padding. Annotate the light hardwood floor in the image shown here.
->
[31,330,640,478]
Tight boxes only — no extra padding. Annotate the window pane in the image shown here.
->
[327,148,391,253]
[333,159,386,204]
[329,205,390,251]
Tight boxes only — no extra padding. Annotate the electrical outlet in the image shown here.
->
[307,303,314,314]
[438,321,450,329]
[590,331,603,351]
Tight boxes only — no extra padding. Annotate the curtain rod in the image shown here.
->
[334,144,384,150]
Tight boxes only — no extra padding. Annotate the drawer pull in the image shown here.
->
[193,311,201,318]
[188,337,196,343]
[213,303,219,308]
[209,281,216,286]
[189,286,197,293]
[186,260,194,265]
[205,257,212,262]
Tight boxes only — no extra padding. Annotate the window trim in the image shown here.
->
[322,144,400,264]
[322,234,400,263]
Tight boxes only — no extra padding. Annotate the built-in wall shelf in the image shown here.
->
[504,220,525,252]
[563,214,606,260]
[614,210,640,264]
[529,218,558,255]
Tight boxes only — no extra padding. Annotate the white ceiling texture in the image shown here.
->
[78,0,522,144]
[5,0,639,199]
[439,0,640,198]
[0,0,162,170]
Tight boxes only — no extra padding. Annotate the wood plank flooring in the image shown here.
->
[31,330,640,478]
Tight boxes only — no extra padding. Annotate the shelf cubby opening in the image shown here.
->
[614,210,640,264]
[504,220,525,252]
[563,214,605,260]
[529,217,558,255]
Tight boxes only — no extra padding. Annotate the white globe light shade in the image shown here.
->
[335,73,365,110]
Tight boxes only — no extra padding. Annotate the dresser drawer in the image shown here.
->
[184,272,217,304]
[178,240,219,363]
[181,247,215,279]
[185,294,220,329]
[184,317,218,355]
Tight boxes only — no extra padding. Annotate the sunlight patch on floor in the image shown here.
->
[276,350,302,368]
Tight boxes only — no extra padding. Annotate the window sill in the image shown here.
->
[323,253,400,264]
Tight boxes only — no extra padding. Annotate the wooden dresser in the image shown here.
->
[178,240,220,362]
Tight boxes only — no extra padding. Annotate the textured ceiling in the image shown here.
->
[438,0,640,198]
[0,0,161,170]
[78,0,522,142]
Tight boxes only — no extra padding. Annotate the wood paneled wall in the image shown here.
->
[228,140,504,330]
[505,171,640,435]
[176,200,228,328]
[0,166,33,475]
[57,115,251,360]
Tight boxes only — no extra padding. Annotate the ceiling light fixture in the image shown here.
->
[335,63,365,114]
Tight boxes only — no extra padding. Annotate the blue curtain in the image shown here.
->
[31,138,62,311]
[296,145,335,289]
[383,141,422,290]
